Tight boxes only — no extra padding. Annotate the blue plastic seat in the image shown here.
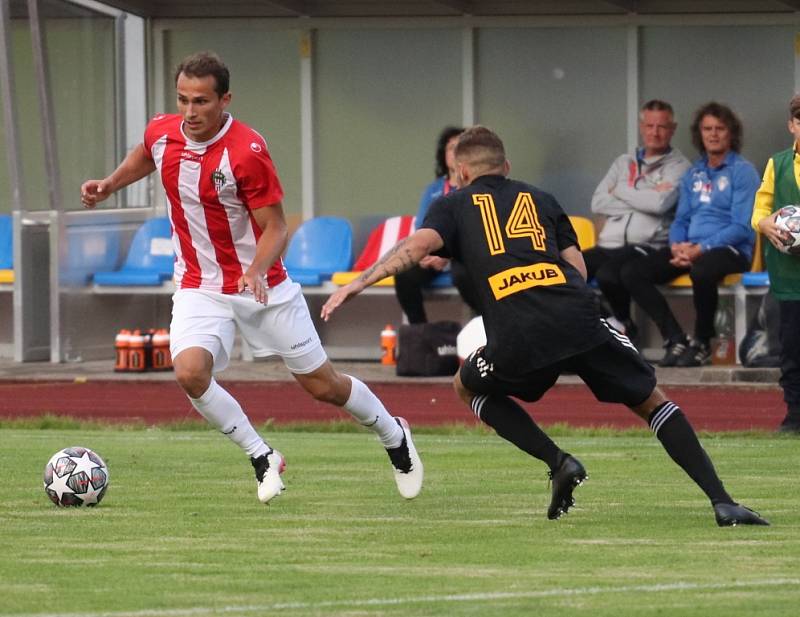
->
[60,225,121,286]
[284,217,353,286]
[742,271,770,287]
[428,271,453,288]
[93,217,174,286]
[0,214,12,269]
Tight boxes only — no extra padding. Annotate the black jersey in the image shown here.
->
[421,174,611,377]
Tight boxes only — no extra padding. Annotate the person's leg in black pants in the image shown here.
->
[777,299,800,432]
[582,246,610,282]
[394,266,438,324]
[581,246,613,318]
[594,245,653,328]
[620,247,689,361]
[686,247,750,344]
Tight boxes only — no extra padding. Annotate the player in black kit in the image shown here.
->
[322,126,768,527]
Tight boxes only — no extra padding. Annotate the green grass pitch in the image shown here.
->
[2,425,799,616]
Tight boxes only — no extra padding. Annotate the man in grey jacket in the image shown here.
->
[584,99,690,340]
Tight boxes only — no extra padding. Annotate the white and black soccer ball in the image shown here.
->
[43,446,109,507]
[775,205,800,255]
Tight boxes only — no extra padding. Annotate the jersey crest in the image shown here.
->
[211,169,226,193]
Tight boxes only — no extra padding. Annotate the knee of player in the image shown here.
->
[174,365,211,399]
[452,373,474,407]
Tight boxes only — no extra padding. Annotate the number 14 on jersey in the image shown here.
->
[472,192,546,255]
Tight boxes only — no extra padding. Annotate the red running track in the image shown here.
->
[0,380,785,431]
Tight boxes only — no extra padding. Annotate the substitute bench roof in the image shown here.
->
[23,0,800,19]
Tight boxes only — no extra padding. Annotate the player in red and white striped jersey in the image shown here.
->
[80,51,422,504]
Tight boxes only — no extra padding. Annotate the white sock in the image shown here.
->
[189,379,270,459]
[343,375,404,448]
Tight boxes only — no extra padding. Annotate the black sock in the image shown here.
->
[472,394,561,469]
[648,401,733,505]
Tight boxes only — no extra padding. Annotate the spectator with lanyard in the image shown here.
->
[584,99,690,341]
[621,102,760,367]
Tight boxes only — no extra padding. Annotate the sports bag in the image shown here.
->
[738,292,782,367]
[396,321,461,377]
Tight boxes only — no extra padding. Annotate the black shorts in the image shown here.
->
[460,328,656,408]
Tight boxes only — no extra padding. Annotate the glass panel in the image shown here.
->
[2,4,115,212]
[641,25,796,174]
[476,27,628,216]
[315,28,462,219]
[46,10,116,211]
[162,27,302,218]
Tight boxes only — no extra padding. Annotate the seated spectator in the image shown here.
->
[395,126,480,323]
[620,102,760,367]
[584,99,690,340]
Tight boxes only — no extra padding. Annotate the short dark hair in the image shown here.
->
[641,99,674,115]
[790,94,800,120]
[174,51,230,98]
[455,126,506,169]
[434,126,464,178]
[690,102,743,154]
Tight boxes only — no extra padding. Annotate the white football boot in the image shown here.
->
[385,417,423,499]
[250,450,286,504]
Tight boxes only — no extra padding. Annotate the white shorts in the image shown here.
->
[169,279,328,375]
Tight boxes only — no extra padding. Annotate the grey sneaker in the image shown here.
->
[659,338,689,367]
[676,340,711,367]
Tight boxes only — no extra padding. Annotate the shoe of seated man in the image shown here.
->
[659,337,689,367]
[676,339,711,367]
[547,453,588,520]
[385,417,423,499]
[713,502,770,526]
[250,449,286,504]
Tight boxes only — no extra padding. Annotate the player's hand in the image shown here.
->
[758,211,792,251]
[238,269,268,304]
[80,179,113,209]
[419,255,449,271]
[321,281,364,322]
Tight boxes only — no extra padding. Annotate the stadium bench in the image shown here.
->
[284,216,353,286]
[93,217,174,286]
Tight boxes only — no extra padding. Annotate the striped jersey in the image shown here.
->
[143,113,287,293]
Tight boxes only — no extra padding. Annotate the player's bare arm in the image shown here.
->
[80,143,155,208]
[321,228,443,321]
[560,245,588,281]
[239,203,288,304]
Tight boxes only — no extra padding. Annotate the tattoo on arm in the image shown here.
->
[357,239,418,284]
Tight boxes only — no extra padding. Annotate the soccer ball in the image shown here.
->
[775,205,800,255]
[43,446,109,507]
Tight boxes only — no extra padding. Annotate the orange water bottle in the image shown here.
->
[114,329,131,372]
[127,329,147,372]
[381,324,397,365]
[151,329,173,371]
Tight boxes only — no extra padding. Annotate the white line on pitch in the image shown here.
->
[9,578,799,617]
